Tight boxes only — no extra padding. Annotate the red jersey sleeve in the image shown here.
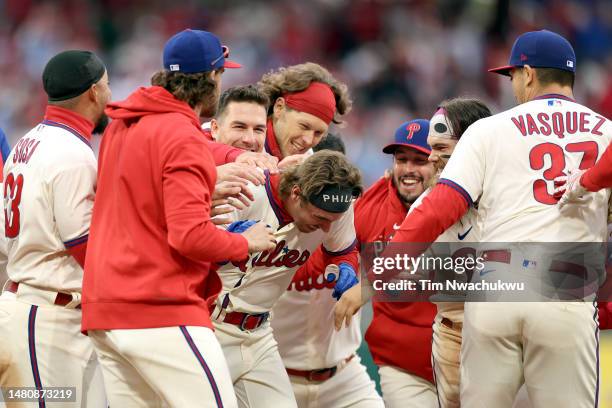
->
[392,183,469,244]
[581,141,612,192]
[367,184,468,282]
[162,140,248,262]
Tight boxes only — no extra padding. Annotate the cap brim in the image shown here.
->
[487,65,514,76]
[382,143,431,155]
[223,60,242,69]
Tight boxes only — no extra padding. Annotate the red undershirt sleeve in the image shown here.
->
[366,184,469,283]
[581,142,612,192]
[392,183,469,245]
[67,241,87,269]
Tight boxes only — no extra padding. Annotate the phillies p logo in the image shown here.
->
[406,123,421,140]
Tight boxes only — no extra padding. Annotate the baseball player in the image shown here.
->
[353,119,437,408]
[210,85,269,153]
[270,134,383,408]
[257,62,351,160]
[213,150,362,408]
[343,29,610,407]
[409,100,491,408]
[0,127,10,393]
[81,29,276,408]
[0,50,111,407]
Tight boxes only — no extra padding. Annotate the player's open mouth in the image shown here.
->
[400,177,422,187]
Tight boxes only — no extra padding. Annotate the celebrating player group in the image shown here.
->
[0,25,610,408]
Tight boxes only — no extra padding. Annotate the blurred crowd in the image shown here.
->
[0,0,610,185]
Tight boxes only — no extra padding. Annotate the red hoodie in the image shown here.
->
[201,127,244,165]
[356,177,437,383]
[82,86,249,332]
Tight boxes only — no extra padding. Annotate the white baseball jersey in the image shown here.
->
[215,173,357,315]
[3,121,96,292]
[0,183,7,284]
[271,265,362,369]
[410,187,481,322]
[440,94,611,243]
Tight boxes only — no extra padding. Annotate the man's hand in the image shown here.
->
[554,168,588,209]
[333,281,374,331]
[217,162,266,185]
[278,154,308,171]
[241,222,276,253]
[210,180,254,225]
[327,263,359,300]
[235,152,279,173]
[227,220,258,233]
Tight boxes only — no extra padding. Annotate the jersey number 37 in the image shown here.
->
[4,172,24,238]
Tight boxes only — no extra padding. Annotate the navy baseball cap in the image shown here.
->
[489,30,575,76]
[163,29,241,74]
[382,119,431,155]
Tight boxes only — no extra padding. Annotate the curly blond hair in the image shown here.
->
[279,150,362,202]
[257,62,352,124]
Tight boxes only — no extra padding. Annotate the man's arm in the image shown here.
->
[204,138,244,165]
[163,140,249,262]
[581,141,612,192]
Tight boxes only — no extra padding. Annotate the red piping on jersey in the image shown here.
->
[43,105,94,144]
[533,93,576,102]
[263,170,293,226]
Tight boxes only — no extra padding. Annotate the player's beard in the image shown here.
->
[394,172,425,207]
[93,114,109,135]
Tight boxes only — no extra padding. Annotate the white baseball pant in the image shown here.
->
[0,285,105,408]
[289,354,384,408]
[378,365,437,407]
[89,326,237,408]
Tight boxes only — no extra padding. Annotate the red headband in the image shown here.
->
[283,82,336,125]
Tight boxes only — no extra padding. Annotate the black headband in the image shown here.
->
[42,50,106,102]
[308,184,359,213]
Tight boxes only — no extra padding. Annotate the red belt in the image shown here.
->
[222,311,269,331]
[286,355,355,382]
[6,281,81,308]
[481,250,587,279]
